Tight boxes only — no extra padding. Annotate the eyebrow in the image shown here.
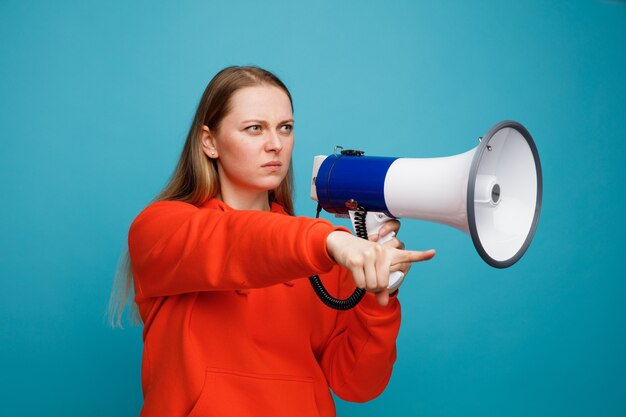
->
[240,119,294,125]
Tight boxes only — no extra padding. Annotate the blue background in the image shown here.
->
[1,1,625,415]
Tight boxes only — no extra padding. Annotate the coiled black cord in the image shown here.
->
[308,204,368,310]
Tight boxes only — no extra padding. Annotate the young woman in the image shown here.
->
[114,66,435,417]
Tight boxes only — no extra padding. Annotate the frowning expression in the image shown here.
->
[203,85,294,196]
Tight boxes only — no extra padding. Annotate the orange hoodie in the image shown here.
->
[129,199,401,417]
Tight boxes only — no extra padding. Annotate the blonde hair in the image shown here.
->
[108,66,295,327]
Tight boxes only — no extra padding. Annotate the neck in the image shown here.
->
[217,181,271,212]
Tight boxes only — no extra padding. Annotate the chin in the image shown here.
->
[247,179,283,192]
[264,174,288,188]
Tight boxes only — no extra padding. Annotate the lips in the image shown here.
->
[261,161,282,167]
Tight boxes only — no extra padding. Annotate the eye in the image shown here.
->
[280,124,293,134]
[245,125,263,134]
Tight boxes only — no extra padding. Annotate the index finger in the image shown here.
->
[392,249,436,265]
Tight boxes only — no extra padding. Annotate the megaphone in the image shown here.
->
[309,120,542,310]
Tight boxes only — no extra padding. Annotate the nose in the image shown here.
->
[265,130,283,153]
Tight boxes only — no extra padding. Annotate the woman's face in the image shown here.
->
[203,85,294,197]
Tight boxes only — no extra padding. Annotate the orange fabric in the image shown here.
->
[129,199,401,417]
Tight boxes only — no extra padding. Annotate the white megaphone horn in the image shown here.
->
[309,120,542,306]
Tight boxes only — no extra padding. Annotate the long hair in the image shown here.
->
[108,66,295,327]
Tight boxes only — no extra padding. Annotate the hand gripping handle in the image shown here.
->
[349,211,405,291]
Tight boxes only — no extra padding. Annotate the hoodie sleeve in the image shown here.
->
[128,200,347,298]
[318,268,401,402]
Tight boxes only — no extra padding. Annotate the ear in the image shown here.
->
[201,125,219,159]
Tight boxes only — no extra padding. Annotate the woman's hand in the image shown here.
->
[369,220,412,280]
[326,223,435,307]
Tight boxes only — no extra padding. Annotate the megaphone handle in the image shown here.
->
[349,211,406,291]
